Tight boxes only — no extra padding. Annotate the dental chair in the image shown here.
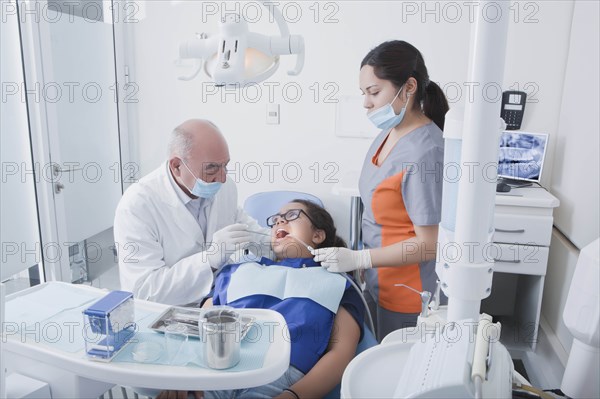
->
[243,191,324,228]
[132,191,376,399]
[243,190,378,398]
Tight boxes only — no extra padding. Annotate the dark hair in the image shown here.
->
[361,40,449,131]
[291,199,347,249]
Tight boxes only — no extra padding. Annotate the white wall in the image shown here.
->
[1,0,42,280]
[125,0,575,243]
[549,0,600,249]
[542,0,600,363]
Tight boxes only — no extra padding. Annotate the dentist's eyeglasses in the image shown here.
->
[266,209,316,228]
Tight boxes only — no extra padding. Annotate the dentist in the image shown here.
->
[314,41,449,339]
[114,119,265,305]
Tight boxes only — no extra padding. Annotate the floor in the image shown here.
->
[100,386,159,399]
[100,386,138,399]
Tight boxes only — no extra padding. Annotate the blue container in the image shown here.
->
[83,291,135,361]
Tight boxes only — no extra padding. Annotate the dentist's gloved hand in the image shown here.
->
[313,247,372,273]
[207,223,254,269]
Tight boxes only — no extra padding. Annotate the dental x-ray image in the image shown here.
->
[498,131,548,182]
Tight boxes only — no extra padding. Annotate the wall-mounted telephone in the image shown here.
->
[501,91,527,130]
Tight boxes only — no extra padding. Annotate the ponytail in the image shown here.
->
[361,40,449,131]
[423,81,449,131]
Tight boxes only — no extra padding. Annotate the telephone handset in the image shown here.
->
[501,91,527,130]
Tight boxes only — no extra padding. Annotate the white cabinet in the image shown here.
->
[482,187,560,351]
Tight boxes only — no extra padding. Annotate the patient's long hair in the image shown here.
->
[292,199,347,249]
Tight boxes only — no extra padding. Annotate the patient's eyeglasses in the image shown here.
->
[266,209,316,228]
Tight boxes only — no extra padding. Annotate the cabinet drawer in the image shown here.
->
[492,243,549,276]
[493,213,553,246]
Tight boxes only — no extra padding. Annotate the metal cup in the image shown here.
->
[199,307,241,369]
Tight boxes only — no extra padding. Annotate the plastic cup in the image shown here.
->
[165,323,188,365]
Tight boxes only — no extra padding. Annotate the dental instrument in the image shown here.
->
[248,230,314,251]
[394,284,432,318]
[286,233,314,253]
[247,230,271,237]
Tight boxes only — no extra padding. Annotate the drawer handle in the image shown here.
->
[493,258,521,264]
[495,228,525,234]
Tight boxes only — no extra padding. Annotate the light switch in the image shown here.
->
[267,104,280,125]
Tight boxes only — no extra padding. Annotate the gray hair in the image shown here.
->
[168,127,194,161]
[168,119,220,161]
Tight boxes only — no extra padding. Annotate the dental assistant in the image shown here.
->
[114,119,266,305]
[314,41,449,339]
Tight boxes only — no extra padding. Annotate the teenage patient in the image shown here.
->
[158,199,365,399]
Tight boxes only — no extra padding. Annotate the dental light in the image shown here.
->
[177,2,304,86]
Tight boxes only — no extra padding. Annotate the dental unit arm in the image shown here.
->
[393,314,511,399]
[388,1,514,397]
[431,279,442,311]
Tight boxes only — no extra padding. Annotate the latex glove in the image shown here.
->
[207,223,254,269]
[312,247,372,273]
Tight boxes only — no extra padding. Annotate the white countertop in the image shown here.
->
[495,185,560,208]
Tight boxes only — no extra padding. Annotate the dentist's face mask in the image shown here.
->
[180,160,223,199]
[367,86,409,130]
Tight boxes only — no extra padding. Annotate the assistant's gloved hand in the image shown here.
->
[312,247,372,273]
[207,223,254,269]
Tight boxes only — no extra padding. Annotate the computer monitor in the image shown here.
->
[498,131,549,183]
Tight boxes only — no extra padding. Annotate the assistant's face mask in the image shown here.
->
[367,86,409,130]
[180,160,223,199]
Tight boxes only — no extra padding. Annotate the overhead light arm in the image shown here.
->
[177,2,304,86]
[178,33,216,81]
[262,1,304,76]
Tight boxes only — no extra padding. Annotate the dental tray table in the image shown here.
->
[3,282,291,395]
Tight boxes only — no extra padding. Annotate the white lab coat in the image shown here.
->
[114,162,266,305]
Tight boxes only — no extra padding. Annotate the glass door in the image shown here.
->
[19,0,125,283]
